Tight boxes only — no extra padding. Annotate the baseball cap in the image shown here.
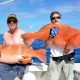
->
[7,14,18,23]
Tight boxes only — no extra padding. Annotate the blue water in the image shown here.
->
[0,34,4,45]
[74,49,80,63]
[0,34,80,64]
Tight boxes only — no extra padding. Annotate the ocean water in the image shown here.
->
[0,34,80,64]
[74,49,80,63]
[0,34,4,45]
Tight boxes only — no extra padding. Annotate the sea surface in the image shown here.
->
[0,34,80,64]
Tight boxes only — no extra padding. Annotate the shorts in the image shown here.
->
[0,63,26,80]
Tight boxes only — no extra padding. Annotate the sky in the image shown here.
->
[0,0,80,34]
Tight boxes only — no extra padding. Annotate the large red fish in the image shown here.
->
[22,23,80,54]
[0,44,46,64]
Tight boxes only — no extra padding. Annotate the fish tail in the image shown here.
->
[34,49,46,64]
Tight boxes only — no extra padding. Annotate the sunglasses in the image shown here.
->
[7,17,18,24]
[51,16,61,20]
[7,20,17,24]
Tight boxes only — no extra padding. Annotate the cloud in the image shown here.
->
[38,8,51,14]
[16,12,37,19]
[8,3,80,20]
[54,4,80,13]
[37,3,80,14]
[27,0,43,4]
[15,8,50,20]
[0,0,14,5]
[14,8,51,20]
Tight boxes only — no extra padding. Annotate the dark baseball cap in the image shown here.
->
[7,14,18,23]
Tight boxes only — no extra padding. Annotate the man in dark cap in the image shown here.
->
[0,14,26,80]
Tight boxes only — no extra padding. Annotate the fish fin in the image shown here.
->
[18,56,32,64]
[22,33,37,46]
[34,49,47,64]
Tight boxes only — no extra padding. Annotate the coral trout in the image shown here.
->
[22,23,80,54]
[0,44,46,64]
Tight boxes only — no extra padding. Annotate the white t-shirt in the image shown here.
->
[3,29,26,45]
[50,44,74,57]
[50,44,64,57]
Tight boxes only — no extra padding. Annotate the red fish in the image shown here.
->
[0,44,46,64]
[22,23,80,54]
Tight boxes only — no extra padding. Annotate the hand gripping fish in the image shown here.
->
[0,45,46,64]
[22,23,80,54]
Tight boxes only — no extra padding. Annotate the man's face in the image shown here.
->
[51,13,61,24]
[7,20,18,31]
